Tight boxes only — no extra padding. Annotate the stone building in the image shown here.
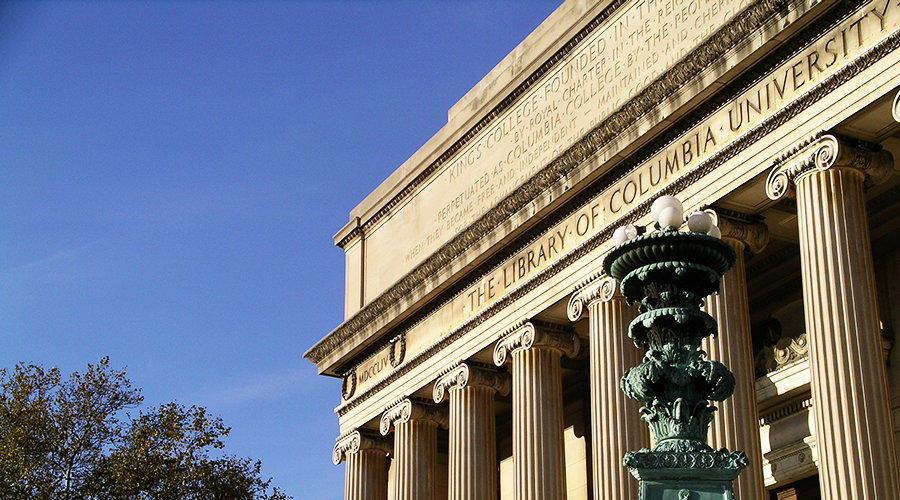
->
[304,0,900,498]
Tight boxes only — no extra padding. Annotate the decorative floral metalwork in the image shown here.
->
[602,227,748,477]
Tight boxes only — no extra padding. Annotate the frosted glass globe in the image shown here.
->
[658,206,683,229]
[687,211,713,233]
[708,224,722,239]
[651,196,683,224]
[624,224,639,239]
[612,226,629,245]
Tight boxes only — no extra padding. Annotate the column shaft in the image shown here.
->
[344,449,388,500]
[393,418,439,500]
[448,385,498,500]
[587,295,646,500]
[796,167,900,500]
[704,239,766,500]
[512,346,567,500]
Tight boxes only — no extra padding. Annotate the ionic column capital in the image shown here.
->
[704,209,769,254]
[333,429,392,464]
[567,273,620,321]
[493,321,580,366]
[767,132,894,200]
[379,397,448,435]
[433,361,511,403]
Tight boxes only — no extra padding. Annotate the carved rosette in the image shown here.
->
[493,322,581,366]
[433,361,511,403]
[766,133,894,200]
[379,397,448,436]
[602,229,741,455]
[332,429,392,465]
[567,274,618,322]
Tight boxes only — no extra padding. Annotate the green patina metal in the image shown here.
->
[603,228,748,500]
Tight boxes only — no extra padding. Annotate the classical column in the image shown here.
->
[767,132,900,500]
[433,361,511,500]
[702,211,769,500]
[494,321,581,500]
[333,429,392,500]
[568,273,646,500]
[380,397,448,500]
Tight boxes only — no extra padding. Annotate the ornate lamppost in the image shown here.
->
[602,196,748,500]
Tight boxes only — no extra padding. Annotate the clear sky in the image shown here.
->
[0,1,561,498]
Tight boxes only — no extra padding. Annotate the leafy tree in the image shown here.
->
[0,358,289,500]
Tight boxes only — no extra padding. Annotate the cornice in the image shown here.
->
[335,0,633,250]
[329,0,895,416]
[306,0,795,367]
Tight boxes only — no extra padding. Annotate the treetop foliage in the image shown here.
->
[0,357,289,500]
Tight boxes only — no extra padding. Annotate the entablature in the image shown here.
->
[306,0,870,381]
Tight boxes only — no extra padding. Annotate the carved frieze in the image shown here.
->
[331,0,900,417]
[342,333,407,402]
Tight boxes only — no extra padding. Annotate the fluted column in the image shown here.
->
[568,274,646,499]
[767,133,900,500]
[333,429,392,500]
[494,321,580,500]
[434,361,511,500]
[702,212,769,500]
[380,397,448,500]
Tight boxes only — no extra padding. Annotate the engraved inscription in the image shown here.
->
[604,0,896,217]
[365,0,751,299]
[448,0,899,324]
[355,348,391,394]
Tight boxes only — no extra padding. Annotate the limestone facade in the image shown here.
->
[311,0,900,498]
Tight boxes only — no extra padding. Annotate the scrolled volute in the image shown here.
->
[767,133,894,200]
[332,429,391,465]
[433,361,511,403]
[493,321,581,366]
[704,209,769,254]
[379,397,448,435]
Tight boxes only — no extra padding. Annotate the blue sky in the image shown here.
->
[0,1,560,498]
